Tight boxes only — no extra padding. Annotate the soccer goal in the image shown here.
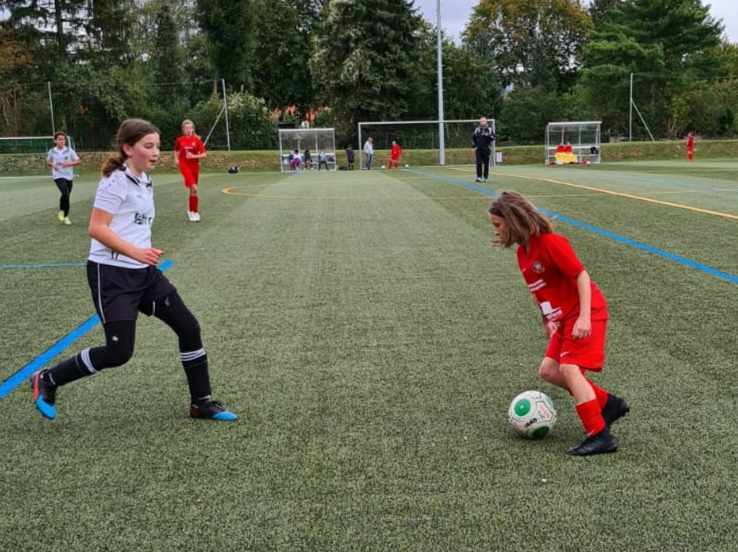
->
[278,128,337,172]
[357,119,496,168]
[0,135,81,176]
[545,121,602,165]
[0,135,77,154]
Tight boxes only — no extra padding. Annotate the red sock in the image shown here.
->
[586,378,609,409]
[193,196,199,213]
[575,399,605,436]
[188,196,196,212]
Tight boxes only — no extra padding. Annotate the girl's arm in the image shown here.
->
[88,208,163,266]
[573,270,592,338]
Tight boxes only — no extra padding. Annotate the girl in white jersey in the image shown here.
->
[46,131,80,225]
[31,119,237,422]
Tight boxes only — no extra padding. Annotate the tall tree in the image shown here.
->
[408,24,503,120]
[464,0,591,92]
[151,3,186,107]
[195,0,256,90]
[250,0,323,114]
[0,25,35,135]
[581,0,723,138]
[312,0,423,140]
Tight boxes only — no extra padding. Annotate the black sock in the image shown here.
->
[46,353,93,387]
[182,353,211,405]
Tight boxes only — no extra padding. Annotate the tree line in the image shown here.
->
[0,0,735,150]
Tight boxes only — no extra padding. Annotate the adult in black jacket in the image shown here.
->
[472,116,496,182]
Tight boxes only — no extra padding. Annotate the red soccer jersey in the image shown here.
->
[390,143,402,160]
[174,134,206,171]
[516,233,607,323]
[687,134,694,149]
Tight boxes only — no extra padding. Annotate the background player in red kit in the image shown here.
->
[488,191,629,456]
[388,140,403,169]
[174,119,207,222]
[687,132,695,162]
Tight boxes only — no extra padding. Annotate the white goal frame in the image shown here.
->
[357,119,496,168]
[545,121,602,165]
[278,128,337,172]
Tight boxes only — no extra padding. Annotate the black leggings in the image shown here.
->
[87,291,202,371]
[54,178,73,216]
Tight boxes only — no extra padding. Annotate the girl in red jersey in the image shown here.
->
[488,191,629,456]
[174,119,207,222]
[388,140,403,169]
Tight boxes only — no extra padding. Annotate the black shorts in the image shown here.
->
[87,261,176,323]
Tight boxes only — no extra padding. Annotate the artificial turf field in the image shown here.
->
[2,160,738,551]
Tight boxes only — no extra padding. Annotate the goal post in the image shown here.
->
[278,128,337,172]
[545,121,602,165]
[357,119,496,168]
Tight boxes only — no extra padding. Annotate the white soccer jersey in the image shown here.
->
[47,146,79,181]
[88,166,155,269]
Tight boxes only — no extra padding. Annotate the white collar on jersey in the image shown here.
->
[121,164,153,187]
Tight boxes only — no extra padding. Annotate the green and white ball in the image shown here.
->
[508,390,557,439]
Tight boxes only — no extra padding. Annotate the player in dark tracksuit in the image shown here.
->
[472,116,496,183]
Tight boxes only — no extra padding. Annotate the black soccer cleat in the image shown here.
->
[567,429,618,456]
[602,394,630,429]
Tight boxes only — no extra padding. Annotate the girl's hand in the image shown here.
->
[134,247,164,266]
[543,320,557,340]
[572,316,591,339]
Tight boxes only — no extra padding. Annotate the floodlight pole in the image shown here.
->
[48,82,55,135]
[437,0,446,166]
[222,79,231,151]
[629,73,633,142]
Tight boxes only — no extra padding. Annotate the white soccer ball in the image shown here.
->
[405,164,409,168]
[508,390,557,439]
[586,161,592,166]
[381,165,386,169]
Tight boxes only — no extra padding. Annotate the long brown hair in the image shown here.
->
[488,191,553,249]
[101,119,160,177]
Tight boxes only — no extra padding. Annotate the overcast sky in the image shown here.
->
[413,0,738,45]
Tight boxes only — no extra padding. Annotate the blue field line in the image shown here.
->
[410,169,738,285]
[0,262,87,270]
[0,259,174,401]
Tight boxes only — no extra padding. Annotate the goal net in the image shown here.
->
[278,128,337,172]
[0,135,80,176]
[357,119,496,168]
[0,135,77,154]
[545,121,601,165]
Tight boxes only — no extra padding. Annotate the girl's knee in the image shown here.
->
[538,359,559,382]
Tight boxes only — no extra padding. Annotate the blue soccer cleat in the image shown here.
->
[189,400,238,421]
[31,370,57,420]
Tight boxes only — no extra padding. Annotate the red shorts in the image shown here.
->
[545,317,607,371]
[180,165,200,187]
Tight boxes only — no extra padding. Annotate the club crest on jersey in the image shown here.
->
[532,261,545,274]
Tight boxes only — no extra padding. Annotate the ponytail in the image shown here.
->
[101,155,125,177]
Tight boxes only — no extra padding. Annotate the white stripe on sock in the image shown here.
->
[180,348,206,362]
[80,348,98,374]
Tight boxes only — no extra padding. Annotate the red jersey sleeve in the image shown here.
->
[540,233,585,280]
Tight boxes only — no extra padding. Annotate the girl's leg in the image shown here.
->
[54,179,72,217]
[189,184,198,214]
[151,291,236,420]
[31,320,136,419]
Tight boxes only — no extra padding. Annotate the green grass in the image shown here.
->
[2,161,738,551]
